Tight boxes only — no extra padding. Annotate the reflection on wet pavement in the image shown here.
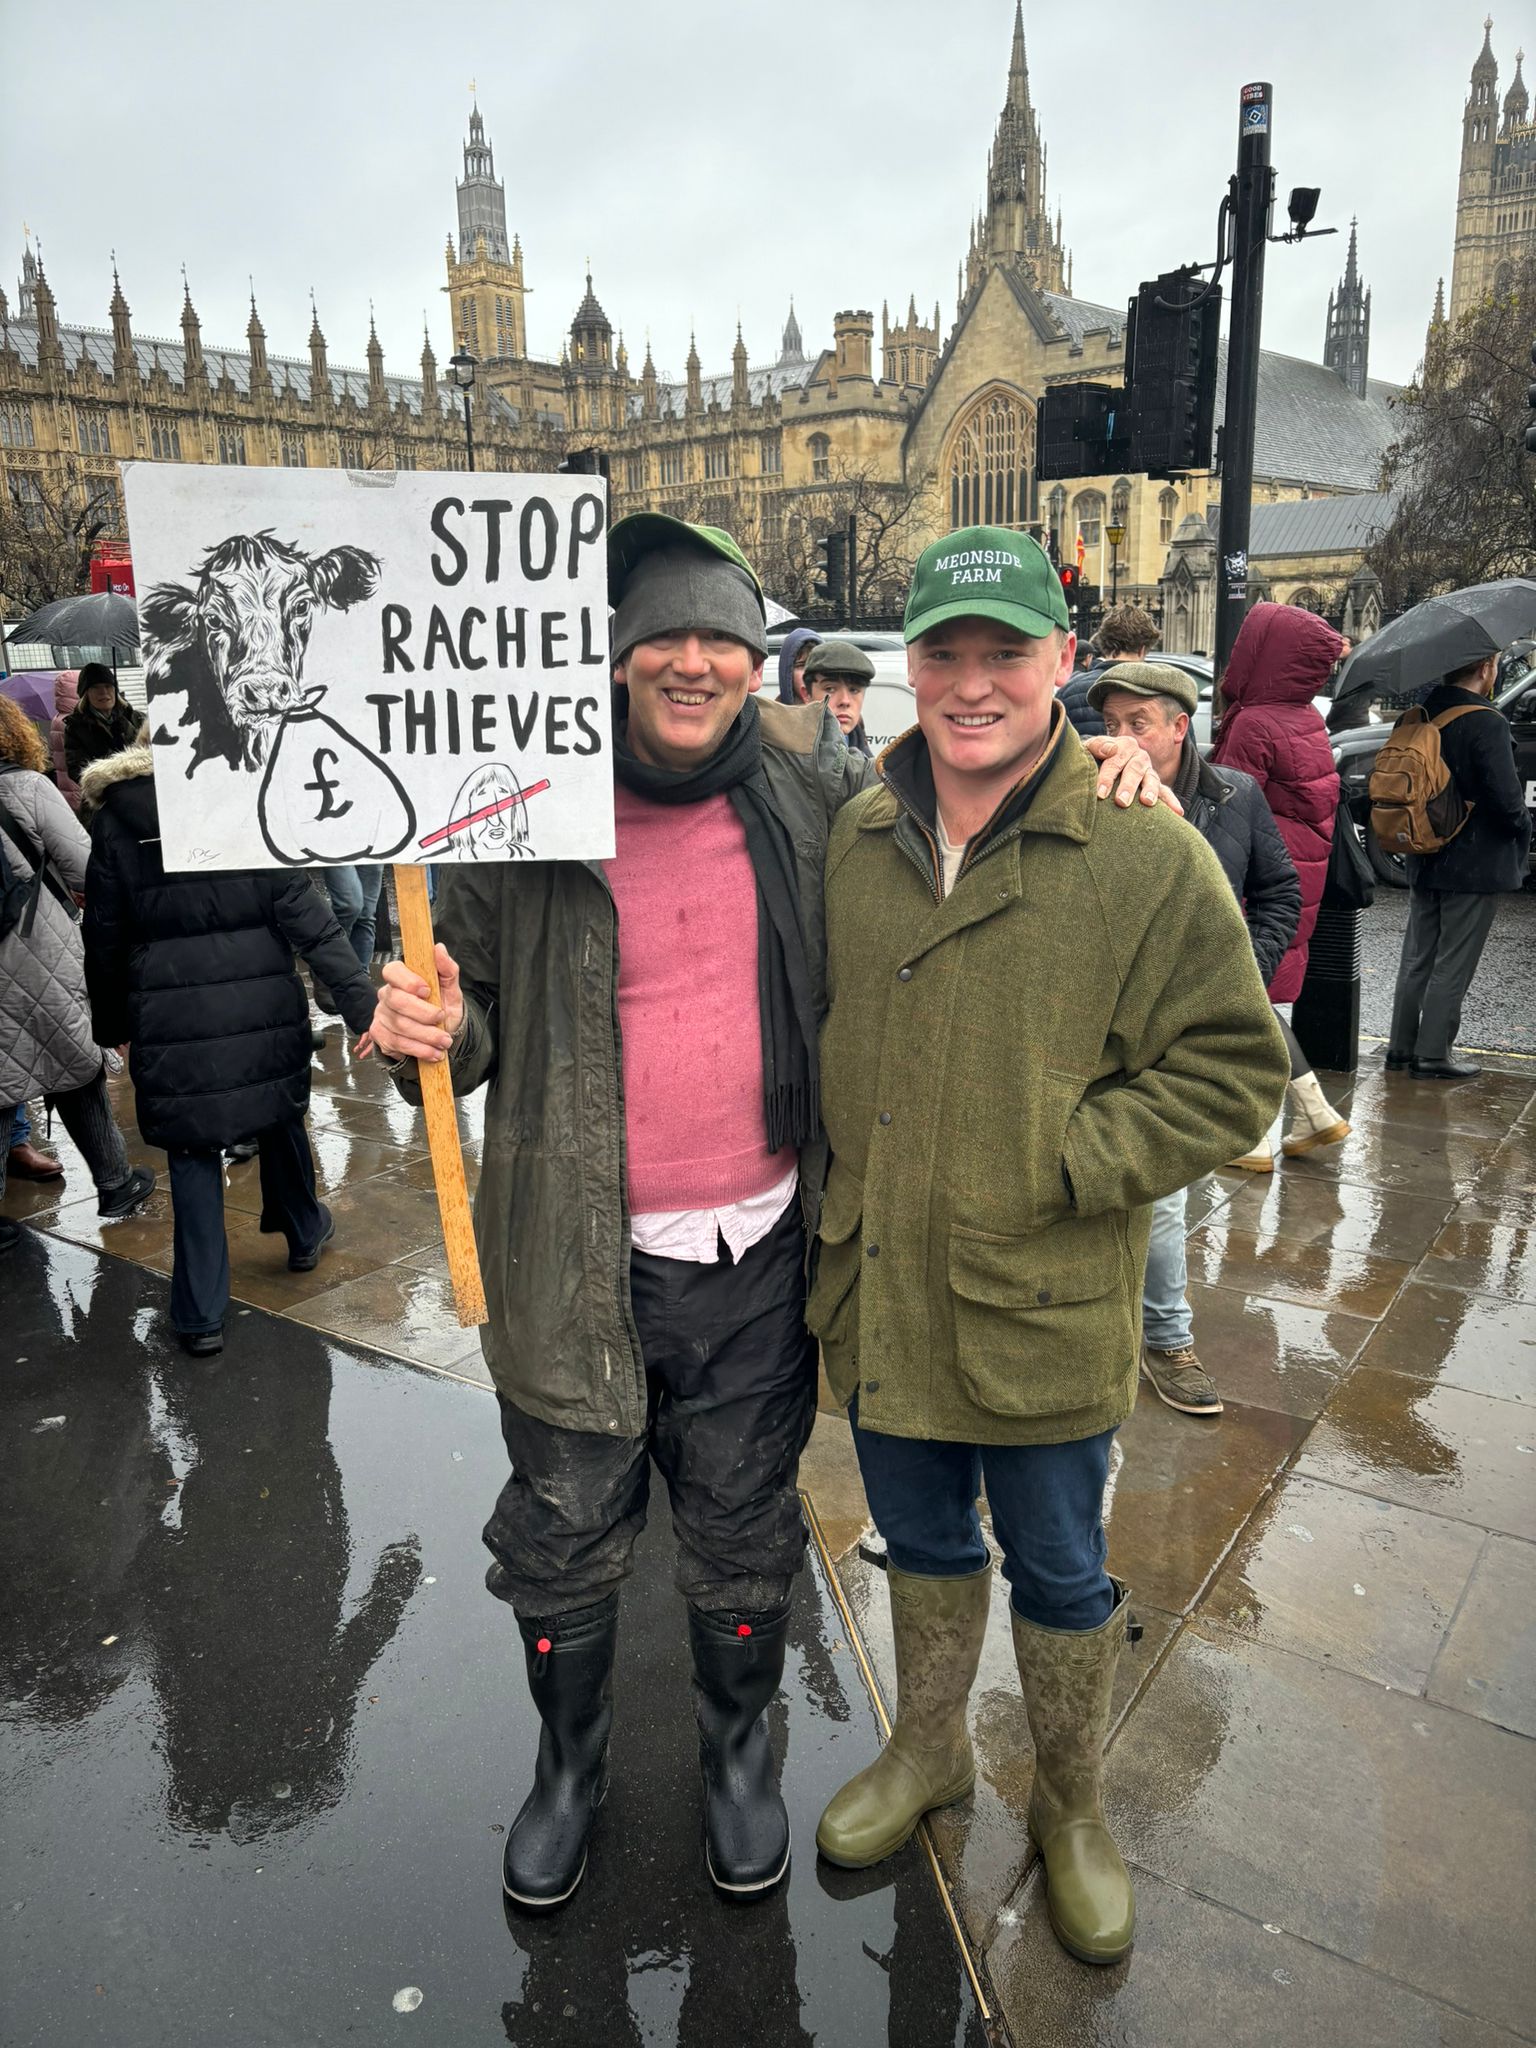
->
[1,1233,985,2047]
[5,1040,1534,2044]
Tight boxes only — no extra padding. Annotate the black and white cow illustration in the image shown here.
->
[142,531,380,777]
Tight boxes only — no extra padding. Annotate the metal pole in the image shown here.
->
[846,511,858,630]
[1214,81,1274,685]
[462,387,475,472]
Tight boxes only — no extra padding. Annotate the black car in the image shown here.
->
[1333,660,1536,885]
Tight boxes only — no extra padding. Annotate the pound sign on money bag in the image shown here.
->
[257,687,416,863]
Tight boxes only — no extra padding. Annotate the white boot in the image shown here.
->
[1230,1107,1281,1173]
[1282,1071,1351,1157]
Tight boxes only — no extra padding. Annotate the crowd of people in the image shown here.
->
[3,514,1529,1974]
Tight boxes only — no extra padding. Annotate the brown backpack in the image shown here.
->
[1368,704,1489,857]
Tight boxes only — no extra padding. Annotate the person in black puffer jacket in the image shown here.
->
[1057,604,1161,738]
[79,746,378,1355]
[62,663,142,788]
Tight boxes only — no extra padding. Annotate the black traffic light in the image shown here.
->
[814,529,848,614]
[559,446,610,478]
[1526,339,1536,456]
[1037,383,1131,480]
[1126,270,1222,478]
[1058,563,1082,606]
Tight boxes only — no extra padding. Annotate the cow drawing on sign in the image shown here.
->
[142,531,380,777]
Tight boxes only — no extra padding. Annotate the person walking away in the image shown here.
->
[365,512,1188,1912]
[1210,603,1349,1169]
[61,663,140,790]
[1095,662,1301,1418]
[1385,652,1532,1078]
[0,700,153,1255]
[1057,604,1161,738]
[6,1098,64,1183]
[47,670,84,809]
[80,745,376,1353]
[796,639,875,756]
[809,529,1289,1966]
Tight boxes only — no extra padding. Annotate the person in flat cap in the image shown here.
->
[809,533,1289,1967]
[1093,660,1300,1423]
[795,638,876,755]
[368,511,1168,1914]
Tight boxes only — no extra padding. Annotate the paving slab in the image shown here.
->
[1101,1396,1310,1616]
[1216,1173,1456,1263]
[1199,1473,1485,1692]
[1181,1281,1373,1420]
[1296,1369,1536,1540]
[1418,1214,1536,1304]
[986,1863,1526,2048]
[287,1263,494,1381]
[1350,1281,1536,1407]
[1105,1628,1536,2037]
[1184,1221,1414,1319]
[1427,1533,1536,1738]
[0,1233,986,2048]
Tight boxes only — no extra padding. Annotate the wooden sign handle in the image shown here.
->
[391,864,488,1328]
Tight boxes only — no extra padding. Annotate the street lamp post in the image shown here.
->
[1106,520,1125,607]
[448,348,477,472]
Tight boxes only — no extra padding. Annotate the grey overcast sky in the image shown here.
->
[0,0,1512,393]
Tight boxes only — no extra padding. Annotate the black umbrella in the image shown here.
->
[1333,577,1536,704]
[6,591,139,653]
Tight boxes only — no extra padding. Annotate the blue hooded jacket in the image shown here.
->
[776,627,821,704]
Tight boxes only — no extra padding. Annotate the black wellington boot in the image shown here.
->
[502,1594,619,1911]
[688,1602,792,1895]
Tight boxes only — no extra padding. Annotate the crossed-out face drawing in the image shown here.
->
[442,762,533,858]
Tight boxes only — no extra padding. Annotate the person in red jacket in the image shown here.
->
[1210,603,1350,1170]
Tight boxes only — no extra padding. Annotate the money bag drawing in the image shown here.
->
[257,687,416,864]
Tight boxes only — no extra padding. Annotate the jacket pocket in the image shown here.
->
[806,1163,864,1349]
[947,1214,1130,1420]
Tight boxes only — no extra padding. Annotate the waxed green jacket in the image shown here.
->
[808,713,1289,1446]
[402,697,872,1436]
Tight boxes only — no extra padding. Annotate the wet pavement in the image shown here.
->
[1358,882,1535,1055]
[4,1032,1535,2045]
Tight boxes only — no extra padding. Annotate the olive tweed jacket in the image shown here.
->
[809,717,1289,1446]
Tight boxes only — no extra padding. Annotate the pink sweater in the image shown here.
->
[605,782,794,1213]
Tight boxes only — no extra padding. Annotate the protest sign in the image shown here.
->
[121,463,613,874]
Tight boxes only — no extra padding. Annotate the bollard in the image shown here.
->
[1291,901,1362,1075]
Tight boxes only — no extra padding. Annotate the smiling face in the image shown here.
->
[84,679,118,714]
[910,616,1074,799]
[615,630,762,770]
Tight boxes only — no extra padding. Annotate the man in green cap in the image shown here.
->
[368,512,1166,1914]
[809,527,1288,1965]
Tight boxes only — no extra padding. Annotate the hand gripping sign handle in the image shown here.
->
[392,863,488,1327]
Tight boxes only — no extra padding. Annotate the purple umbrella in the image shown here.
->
[0,670,60,723]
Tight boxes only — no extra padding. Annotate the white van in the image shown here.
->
[767,632,916,757]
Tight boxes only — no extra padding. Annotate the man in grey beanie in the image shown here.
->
[367,513,1168,1915]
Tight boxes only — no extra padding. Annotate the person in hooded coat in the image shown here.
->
[48,670,83,810]
[1210,603,1349,1169]
[80,745,377,1354]
[775,626,821,710]
[0,700,153,1254]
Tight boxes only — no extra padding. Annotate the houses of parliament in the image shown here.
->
[3,7,1533,645]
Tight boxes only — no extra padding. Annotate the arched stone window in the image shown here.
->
[1158,488,1179,545]
[808,433,831,482]
[1073,489,1104,549]
[1110,480,1131,531]
[944,387,1035,530]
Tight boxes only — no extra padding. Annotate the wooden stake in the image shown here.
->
[392,863,488,1327]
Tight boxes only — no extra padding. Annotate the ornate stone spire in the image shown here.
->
[366,306,385,406]
[732,322,749,408]
[1323,218,1371,398]
[246,284,270,390]
[685,329,702,412]
[779,298,805,364]
[109,257,136,382]
[180,269,205,381]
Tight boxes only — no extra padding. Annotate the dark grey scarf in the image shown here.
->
[612,694,819,1153]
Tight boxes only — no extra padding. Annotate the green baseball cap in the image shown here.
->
[903,524,1070,644]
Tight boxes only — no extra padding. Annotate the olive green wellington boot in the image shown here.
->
[1011,1584,1135,1966]
[816,1563,992,1868]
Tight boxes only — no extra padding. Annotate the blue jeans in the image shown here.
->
[849,1404,1115,1631]
[9,1101,31,1148]
[323,865,383,969]
[1142,1186,1192,1351]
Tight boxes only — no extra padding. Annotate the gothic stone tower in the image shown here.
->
[969,2,1069,296]
[1450,18,1536,319]
[1323,219,1371,396]
[444,100,527,360]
